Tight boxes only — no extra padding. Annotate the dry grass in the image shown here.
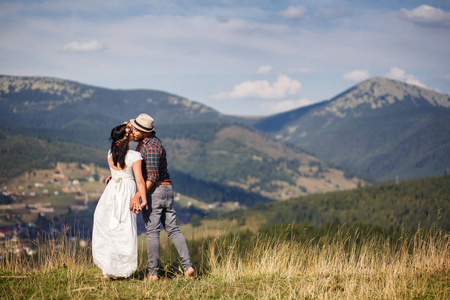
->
[1,225,449,299]
[205,226,449,299]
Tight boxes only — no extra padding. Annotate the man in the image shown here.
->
[129,113,195,280]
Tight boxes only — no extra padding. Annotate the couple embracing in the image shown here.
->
[92,113,195,280]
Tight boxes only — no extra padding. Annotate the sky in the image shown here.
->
[1,0,450,116]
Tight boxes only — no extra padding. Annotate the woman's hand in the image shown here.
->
[133,203,141,214]
[130,194,142,213]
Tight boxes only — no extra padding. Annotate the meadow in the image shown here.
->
[1,222,449,299]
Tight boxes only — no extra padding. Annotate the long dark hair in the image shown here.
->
[109,123,130,169]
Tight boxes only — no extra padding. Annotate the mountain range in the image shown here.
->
[0,75,232,130]
[1,74,449,204]
[254,77,450,181]
[0,75,360,205]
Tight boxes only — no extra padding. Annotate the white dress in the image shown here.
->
[92,150,142,278]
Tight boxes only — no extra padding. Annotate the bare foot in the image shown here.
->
[147,275,158,281]
[184,267,195,279]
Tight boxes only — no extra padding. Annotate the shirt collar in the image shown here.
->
[142,137,150,145]
[142,136,154,145]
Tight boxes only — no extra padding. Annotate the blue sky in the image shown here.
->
[1,0,449,116]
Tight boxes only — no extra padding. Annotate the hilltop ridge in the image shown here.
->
[316,77,450,118]
[0,75,231,128]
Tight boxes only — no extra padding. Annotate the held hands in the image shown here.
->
[130,194,141,214]
[129,194,146,214]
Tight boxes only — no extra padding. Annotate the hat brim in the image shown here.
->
[130,119,154,133]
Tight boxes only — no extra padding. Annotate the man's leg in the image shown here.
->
[142,190,163,278]
[161,185,194,275]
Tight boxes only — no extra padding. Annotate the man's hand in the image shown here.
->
[140,200,147,210]
[104,175,112,186]
[130,194,142,214]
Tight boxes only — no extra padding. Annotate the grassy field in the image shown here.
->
[1,224,449,299]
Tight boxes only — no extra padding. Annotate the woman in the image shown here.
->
[92,122,147,278]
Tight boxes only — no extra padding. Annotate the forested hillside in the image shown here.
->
[158,122,361,199]
[226,175,450,230]
[0,132,105,181]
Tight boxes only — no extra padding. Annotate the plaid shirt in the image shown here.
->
[139,136,170,183]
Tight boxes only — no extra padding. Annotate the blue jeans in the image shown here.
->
[142,184,192,276]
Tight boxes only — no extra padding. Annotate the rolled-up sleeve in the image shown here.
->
[141,143,160,183]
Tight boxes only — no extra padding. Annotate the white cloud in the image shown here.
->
[279,5,307,20]
[385,67,427,88]
[400,5,450,27]
[257,65,273,74]
[343,70,370,81]
[1,1,449,115]
[62,40,104,52]
[214,75,302,99]
[385,67,406,81]
[261,98,313,113]
[405,77,427,88]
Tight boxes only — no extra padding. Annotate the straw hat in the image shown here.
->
[130,113,154,132]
